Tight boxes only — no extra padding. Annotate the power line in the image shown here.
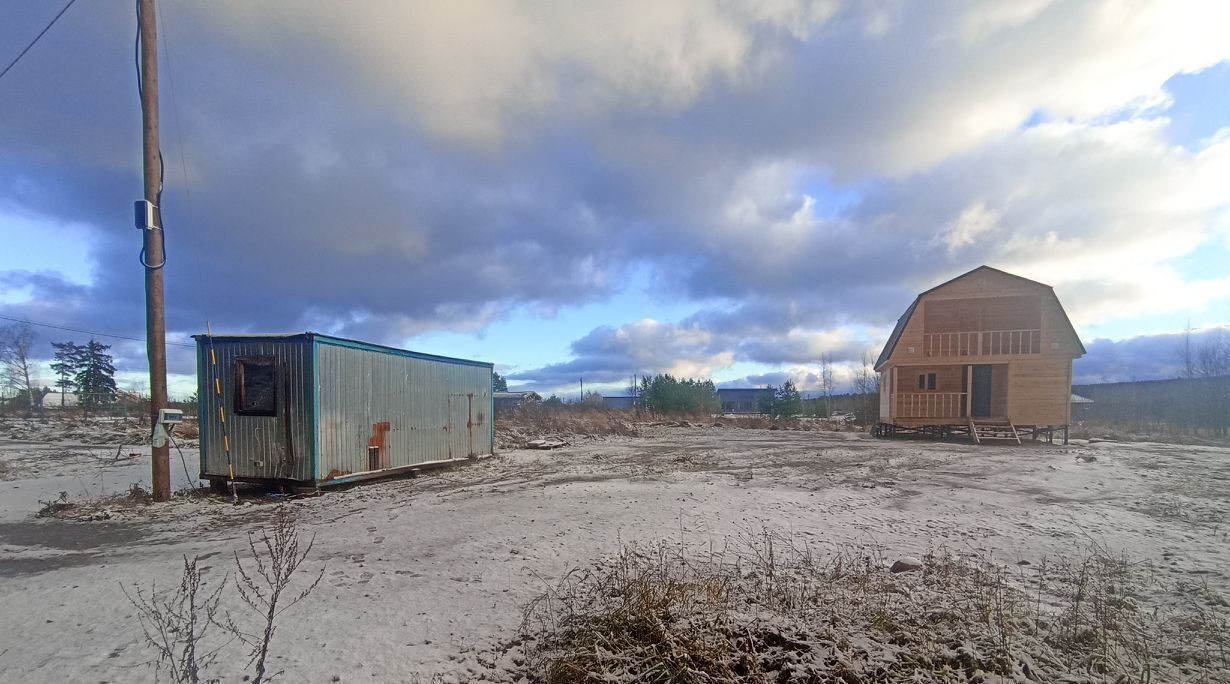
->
[0,0,80,84]
[0,314,194,348]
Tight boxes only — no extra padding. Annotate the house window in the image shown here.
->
[234,356,277,416]
[918,373,936,391]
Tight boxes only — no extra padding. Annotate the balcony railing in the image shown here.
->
[894,392,966,418]
[922,329,1041,357]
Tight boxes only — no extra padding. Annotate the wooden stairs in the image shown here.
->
[968,417,1021,445]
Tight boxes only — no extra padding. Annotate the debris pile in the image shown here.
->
[496,408,639,450]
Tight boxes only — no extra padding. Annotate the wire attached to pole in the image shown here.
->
[135,0,166,271]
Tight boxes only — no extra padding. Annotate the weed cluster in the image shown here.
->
[123,505,324,684]
[515,529,1229,683]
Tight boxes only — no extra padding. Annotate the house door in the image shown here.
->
[970,365,993,417]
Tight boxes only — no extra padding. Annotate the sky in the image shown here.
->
[1,0,1228,400]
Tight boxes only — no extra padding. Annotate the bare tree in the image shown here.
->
[232,506,324,684]
[849,351,881,425]
[123,555,229,684]
[1180,322,1196,379]
[819,353,834,418]
[0,323,39,417]
[1195,328,1230,378]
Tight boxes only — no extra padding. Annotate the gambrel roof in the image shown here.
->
[874,265,1086,371]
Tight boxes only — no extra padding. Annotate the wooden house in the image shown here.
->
[874,266,1085,443]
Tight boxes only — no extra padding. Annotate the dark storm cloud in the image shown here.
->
[1074,328,1229,385]
[2,1,1227,384]
[2,2,639,354]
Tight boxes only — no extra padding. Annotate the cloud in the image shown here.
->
[2,0,1228,389]
[1074,326,1230,384]
[511,316,878,392]
[195,1,842,146]
[510,319,735,388]
[670,119,1230,332]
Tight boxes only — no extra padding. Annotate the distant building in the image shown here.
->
[494,391,541,414]
[602,395,637,410]
[39,391,80,409]
[717,388,774,414]
[1070,393,1093,419]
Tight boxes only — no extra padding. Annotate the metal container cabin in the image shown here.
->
[195,333,493,487]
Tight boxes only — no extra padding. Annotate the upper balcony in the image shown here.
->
[922,329,1041,357]
[921,293,1044,358]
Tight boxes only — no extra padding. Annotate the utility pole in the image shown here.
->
[139,0,171,502]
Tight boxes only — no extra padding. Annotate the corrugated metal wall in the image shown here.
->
[315,340,493,478]
[198,338,315,481]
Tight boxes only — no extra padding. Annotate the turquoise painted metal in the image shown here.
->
[194,333,493,488]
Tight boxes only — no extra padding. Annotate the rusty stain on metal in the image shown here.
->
[366,421,391,470]
[467,393,474,457]
[281,361,296,478]
[324,468,352,480]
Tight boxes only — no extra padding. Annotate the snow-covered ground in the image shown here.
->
[0,424,1227,681]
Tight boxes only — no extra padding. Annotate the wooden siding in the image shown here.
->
[878,268,1083,428]
[901,365,966,393]
[1006,358,1072,425]
[923,295,1041,333]
[882,271,1082,369]
[991,364,1009,417]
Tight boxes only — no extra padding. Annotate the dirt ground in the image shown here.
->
[0,424,1227,682]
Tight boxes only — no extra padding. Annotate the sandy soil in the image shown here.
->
[0,425,1227,682]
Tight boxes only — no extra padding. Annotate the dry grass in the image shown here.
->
[123,505,324,684]
[717,415,857,432]
[0,416,151,445]
[497,406,640,448]
[495,408,856,450]
[512,529,1230,683]
[1069,421,1230,446]
[40,483,156,520]
[175,420,200,439]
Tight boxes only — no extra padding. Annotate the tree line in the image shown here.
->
[638,374,720,413]
[0,322,119,416]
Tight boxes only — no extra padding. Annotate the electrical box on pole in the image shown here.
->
[138,0,172,502]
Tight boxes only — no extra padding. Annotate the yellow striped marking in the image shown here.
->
[210,349,217,364]
[218,406,226,424]
[223,434,230,451]
[214,378,222,395]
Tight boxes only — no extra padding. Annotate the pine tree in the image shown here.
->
[75,339,117,415]
[758,386,778,416]
[777,380,802,417]
[637,374,720,414]
[50,341,85,407]
[492,372,509,392]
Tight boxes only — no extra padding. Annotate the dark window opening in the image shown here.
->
[918,373,937,391]
[234,356,278,416]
